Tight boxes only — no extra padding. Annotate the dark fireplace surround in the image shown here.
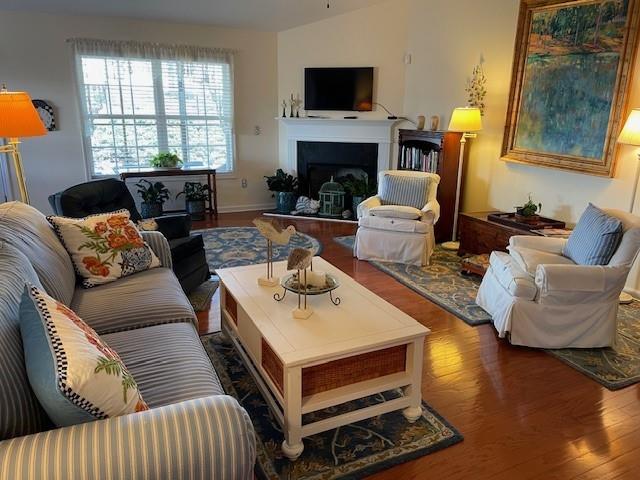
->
[296,141,378,200]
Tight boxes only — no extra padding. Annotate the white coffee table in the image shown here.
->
[217,257,430,460]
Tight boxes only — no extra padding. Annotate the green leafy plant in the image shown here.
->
[264,169,298,193]
[516,193,542,217]
[342,174,377,197]
[176,182,211,201]
[150,152,182,169]
[135,179,170,205]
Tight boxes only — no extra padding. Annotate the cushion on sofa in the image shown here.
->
[0,202,76,305]
[508,246,575,277]
[47,210,161,288]
[378,174,431,209]
[489,251,538,300]
[369,205,422,220]
[103,322,224,408]
[19,285,148,427]
[0,243,51,441]
[564,203,623,265]
[71,267,196,334]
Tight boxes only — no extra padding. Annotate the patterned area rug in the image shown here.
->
[335,235,640,390]
[187,278,219,312]
[201,333,463,480]
[334,236,491,326]
[196,227,321,272]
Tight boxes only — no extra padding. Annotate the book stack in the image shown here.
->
[399,146,440,173]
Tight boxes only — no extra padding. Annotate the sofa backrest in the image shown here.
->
[0,242,51,441]
[0,202,76,305]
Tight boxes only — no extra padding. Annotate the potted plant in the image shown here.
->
[265,169,298,214]
[135,179,170,218]
[515,193,542,224]
[343,174,377,216]
[150,152,182,169]
[177,182,211,220]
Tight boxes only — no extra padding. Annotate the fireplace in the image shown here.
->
[297,141,378,199]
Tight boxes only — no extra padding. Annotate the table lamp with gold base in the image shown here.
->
[0,85,47,204]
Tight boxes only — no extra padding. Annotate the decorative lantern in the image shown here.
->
[318,177,345,218]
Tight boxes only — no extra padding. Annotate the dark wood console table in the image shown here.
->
[457,211,566,256]
[120,168,218,218]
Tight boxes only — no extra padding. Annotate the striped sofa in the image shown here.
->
[0,202,256,479]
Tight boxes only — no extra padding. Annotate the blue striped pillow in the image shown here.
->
[379,175,431,209]
[564,203,623,265]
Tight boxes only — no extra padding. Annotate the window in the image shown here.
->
[72,40,235,176]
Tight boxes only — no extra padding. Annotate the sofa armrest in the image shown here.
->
[421,200,441,224]
[357,195,382,219]
[0,395,256,480]
[155,214,192,240]
[509,235,567,255]
[535,264,629,303]
[141,231,173,269]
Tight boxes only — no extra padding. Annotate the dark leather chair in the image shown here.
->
[49,178,210,294]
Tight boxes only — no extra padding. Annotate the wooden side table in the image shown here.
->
[457,211,564,256]
[120,168,218,217]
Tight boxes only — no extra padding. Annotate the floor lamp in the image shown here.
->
[0,86,47,204]
[442,107,483,251]
[617,109,640,304]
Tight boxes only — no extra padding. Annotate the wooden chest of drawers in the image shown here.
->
[457,211,539,256]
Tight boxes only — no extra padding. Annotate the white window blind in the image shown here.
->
[69,39,235,176]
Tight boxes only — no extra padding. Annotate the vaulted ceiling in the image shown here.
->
[1,0,391,31]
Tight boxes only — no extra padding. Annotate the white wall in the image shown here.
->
[277,0,410,171]
[0,11,278,213]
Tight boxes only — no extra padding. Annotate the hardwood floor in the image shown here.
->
[194,211,640,480]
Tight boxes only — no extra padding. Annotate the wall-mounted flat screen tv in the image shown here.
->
[304,67,374,111]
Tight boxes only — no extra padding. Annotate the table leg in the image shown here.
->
[402,338,424,423]
[281,367,304,461]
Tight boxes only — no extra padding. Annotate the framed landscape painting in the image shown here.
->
[502,0,640,176]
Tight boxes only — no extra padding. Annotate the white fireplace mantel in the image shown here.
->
[278,117,397,175]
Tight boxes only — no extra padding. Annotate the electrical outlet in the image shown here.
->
[254,125,261,135]
[241,178,248,188]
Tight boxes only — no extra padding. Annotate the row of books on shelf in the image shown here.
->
[399,146,440,172]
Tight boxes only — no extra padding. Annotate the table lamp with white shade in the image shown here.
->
[442,106,483,251]
[0,85,47,204]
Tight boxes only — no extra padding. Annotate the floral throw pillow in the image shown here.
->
[19,285,148,427]
[47,210,161,288]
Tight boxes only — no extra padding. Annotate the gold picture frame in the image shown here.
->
[502,0,640,177]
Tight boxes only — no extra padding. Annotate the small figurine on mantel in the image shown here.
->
[287,247,315,319]
[253,217,297,287]
[281,100,287,118]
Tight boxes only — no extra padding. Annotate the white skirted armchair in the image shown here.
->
[355,170,440,266]
[476,208,640,349]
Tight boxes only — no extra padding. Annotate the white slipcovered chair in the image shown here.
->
[355,170,440,266]
[476,208,640,349]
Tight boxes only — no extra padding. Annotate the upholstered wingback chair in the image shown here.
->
[355,170,440,266]
[476,208,640,349]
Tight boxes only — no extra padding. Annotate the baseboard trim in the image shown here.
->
[217,203,275,214]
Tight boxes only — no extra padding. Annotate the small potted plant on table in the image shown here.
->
[151,152,182,170]
[265,169,298,214]
[177,182,211,220]
[515,194,542,224]
[136,179,170,218]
